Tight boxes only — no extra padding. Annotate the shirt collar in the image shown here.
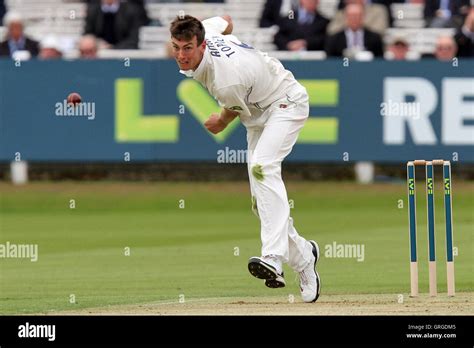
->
[298,6,314,22]
[8,36,26,50]
[101,2,120,13]
[298,6,309,16]
[345,29,364,37]
[179,69,194,78]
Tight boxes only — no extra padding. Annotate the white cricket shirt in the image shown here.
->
[179,17,303,126]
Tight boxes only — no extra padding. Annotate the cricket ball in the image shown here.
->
[67,92,82,106]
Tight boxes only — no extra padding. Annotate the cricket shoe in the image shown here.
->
[248,256,286,288]
[299,240,321,303]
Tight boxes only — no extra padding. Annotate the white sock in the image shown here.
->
[262,255,283,274]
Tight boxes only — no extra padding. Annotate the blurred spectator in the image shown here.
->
[128,0,151,26]
[0,0,6,26]
[325,4,384,57]
[84,0,153,25]
[371,0,405,27]
[39,36,63,60]
[454,6,474,56]
[79,35,99,59]
[424,0,470,28]
[328,0,388,35]
[182,0,225,2]
[274,0,329,51]
[434,35,458,60]
[260,0,298,28]
[0,12,39,58]
[84,0,142,49]
[386,37,409,60]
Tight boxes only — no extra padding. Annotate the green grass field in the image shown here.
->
[0,181,472,314]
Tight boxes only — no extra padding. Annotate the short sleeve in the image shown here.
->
[215,85,251,117]
[202,16,229,35]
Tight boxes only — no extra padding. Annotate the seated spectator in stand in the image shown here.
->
[39,36,63,60]
[454,6,474,56]
[338,0,413,27]
[0,0,6,25]
[328,0,388,35]
[385,37,410,59]
[84,0,154,25]
[433,35,458,60]
[193,0,225,2]
[371,0,405,27]
[325,3,384,57]
[259,0,298,28]
[78,34,99,59]
[0,12,39,58]
[274,0,329,51]
[84,0,142,49]
[182,0,225,2]
[424,0,470,28]
[128,0,150,26]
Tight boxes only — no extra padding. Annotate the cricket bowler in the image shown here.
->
[170,15,321,302]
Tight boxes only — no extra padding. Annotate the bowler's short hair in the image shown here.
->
[170,15,205,45]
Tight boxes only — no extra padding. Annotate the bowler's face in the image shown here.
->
[171,36,205,71]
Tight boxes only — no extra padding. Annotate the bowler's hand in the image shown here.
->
[204,113,227,134]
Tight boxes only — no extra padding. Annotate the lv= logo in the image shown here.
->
[115,78,340,144]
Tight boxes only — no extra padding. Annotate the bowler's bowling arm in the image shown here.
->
[221,15,233,35]
[220,108,239,126]
[203,16,233,35]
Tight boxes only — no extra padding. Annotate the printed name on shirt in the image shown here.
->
[207,37,236,58]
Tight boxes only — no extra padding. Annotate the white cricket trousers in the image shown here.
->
[246,85,313,273]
